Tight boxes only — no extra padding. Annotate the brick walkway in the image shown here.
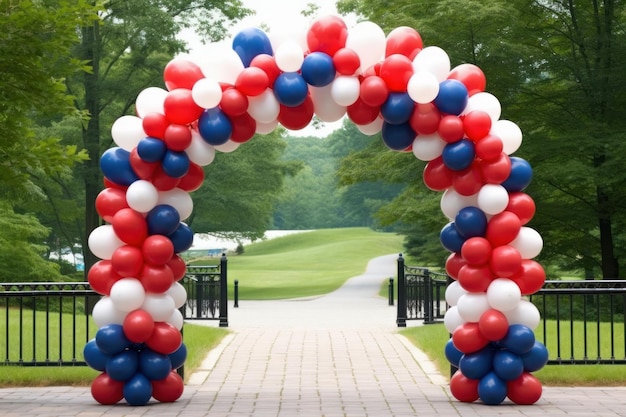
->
[1,254,625,416]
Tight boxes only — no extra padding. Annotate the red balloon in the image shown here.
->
[151,371,184,402]
[164,124,192,151]
[250,54,281,85]
[452,164,483,196]
[423,156,453,191]
[151,165,181,191]
[457,264,493,293]
[146,322,182,354]
[235,66,269,97]
[506,192,536,225]
[452,322,489,354]
[359,75,389,107]
[385,26,423,58]
[111,245,144,277]
[490,245,522,277]
[278,96,315,131]
[307,15,348,56]
[486,211,522,247]
[461,237,492,266]
[130,148,159,180]
[220,88,249,117]
[479,152,511,184]
[167,255,187,281]
[478,309,509,341]
[438,115,465,143]
[103,177,128,191]
[445,252,466,279]
[333,48,360,75]
[475,134,503,161]
[510,260,546,295]
[142,235,174,266]
[140,263,175,294]
[177,162,204,192]
[112,208,148,246]
[450,371,480,402]
[347,98,380,125]
[163,59,204,91]
[379,54,414,92]
[142,112,169,139]
[229,112,257,143]
[463,110,492,141]
[96,187,129,223]
[163,88,203,125]
[123,309,155,343]
[506,372,543,405]
[410,103,440,135]
[88,260,122,295]
[448,64,486,96]
[91,372,124,405]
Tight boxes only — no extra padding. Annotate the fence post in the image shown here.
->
[234,280,239,308]
[423,269,433,324]
[218,253,228,327]
[388,278,394,306]
[396,253,407,327]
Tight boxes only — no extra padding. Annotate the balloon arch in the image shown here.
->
[85,15,548,406]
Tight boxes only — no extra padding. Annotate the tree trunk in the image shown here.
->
[597,186,618,279]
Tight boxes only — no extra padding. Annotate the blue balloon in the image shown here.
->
[137,137,166,163]
[502,157,533,192]
[123,372,153,406]
[169,223,194,253]
[83,339,109,371]
[168,343,188,370]
[139,348,172,381]
[445,339,463,368]
[492,350,524,381]
[147,204,180,236]
[521,341,549,372]
[100,147,139,187]
[198,108,232,146]
[381,92,414,124]
[95,324,131,355]
[459,347,495,380]
[273,72,308,107]
[232,27,273,67]
[106,350,139,382]
[501,324,536,355]
[161,150,190,178]
[455,206,488,238]
[478,371,508,405]
[301,52,336,87]
[434,79,468,115]
[442,139,475,171]
[381,121,415,151]
[440,222,466,253]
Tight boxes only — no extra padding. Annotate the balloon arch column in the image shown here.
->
[85,14,548,406]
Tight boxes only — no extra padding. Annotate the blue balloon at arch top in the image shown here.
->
[502,156,533,192]
[162,150,190,178]
[198,108,232,146]
[381,121,415,151]
[455,206,488,238]
[440,222,466,253]
[434,79,469,115]
[301,52,336,87]
[137,137,166,163]
[273,72,308,107]
[442,139,475,171]
[100,147,139,187]
[232,27,273,67]
[147,204,180,236]
[381,92,414,124]
[169,222,194,253]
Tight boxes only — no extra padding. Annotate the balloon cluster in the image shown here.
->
[86,13,548,406]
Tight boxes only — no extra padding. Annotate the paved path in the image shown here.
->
[1,254,626,416]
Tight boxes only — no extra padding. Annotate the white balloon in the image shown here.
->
[356,117,383,136]
[214,140,241,153]
[248,89,280,123]
[457,293,491,322]
[504,299,540,330]
[110,278,146,312]
[491,120,523,155]
[256,119,279,134]
[310,85,346,122]
[330,76,360,107]
[440,188,479,220]
[126,180,159,213]
[92,297,127,327]
[186,130,216,166]
[141,294,176,322]
[88,225,125,260]
[167,282,187,309]
[445,281,467,307]
[510,227,543,259]
[345,21,386,73]
[463,92,501,123]
[477,184,509,215]
[269,22,307,53]
[412,46,451,82]
[135,87,167,118]
[444,306,466,333]
[193,44,244,85]
[487,278,522,312]
[412,133,446,161]
[192,78,222,109]
[111,115,145,151]
[167,308,184,330]
[407,71,440,103]
[275,39,304,72]
[158,188,193,221]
